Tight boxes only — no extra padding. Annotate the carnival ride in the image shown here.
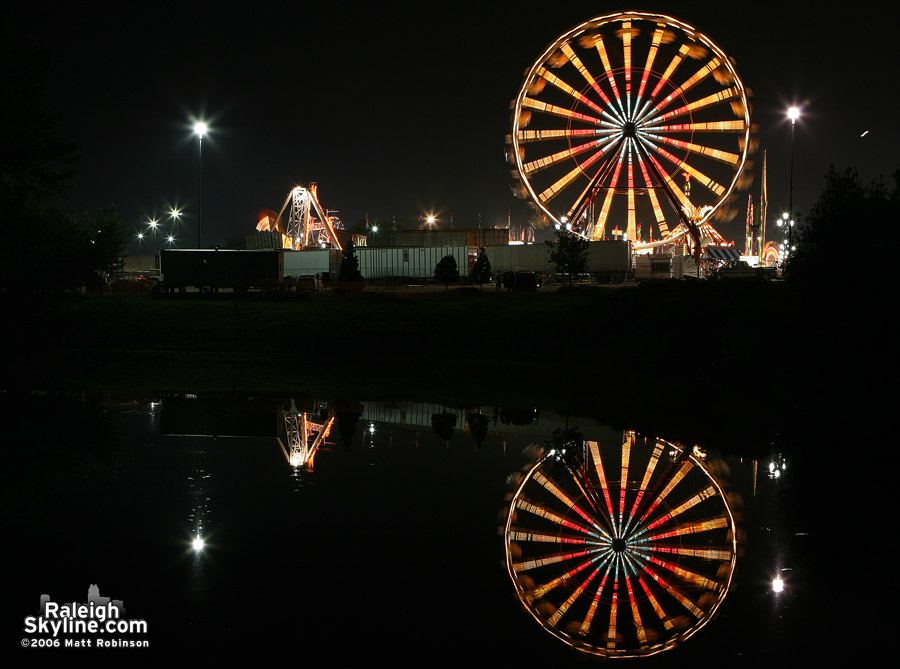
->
[257,183,344,251]
[502,430,737,658]
[280,401,334,469]
[507,12,754,257]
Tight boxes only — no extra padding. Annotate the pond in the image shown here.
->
[6,392,812,663]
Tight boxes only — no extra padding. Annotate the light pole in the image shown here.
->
[193,121,207,248]
[148,218,159,254]
[787,106,800,249]
[169,208,181,239]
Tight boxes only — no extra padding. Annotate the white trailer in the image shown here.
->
[484,241,631,281]
[356,246,477,280]
[283,249,340,278]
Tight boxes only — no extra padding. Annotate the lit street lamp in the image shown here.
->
[148,218,159,253]
[787,106,800,250]
[169,208,181,237]
[193,121,208,248]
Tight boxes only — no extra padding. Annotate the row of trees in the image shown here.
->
[1,27,128,293]
[432,236,588,289]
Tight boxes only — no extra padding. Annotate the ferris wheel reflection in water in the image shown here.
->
[502,430,738,659]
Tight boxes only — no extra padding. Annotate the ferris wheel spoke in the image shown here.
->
[619,21,637,117]
[643,564,705,618]
[644,515,730,540]
[645,153,690,211]
[547,564,604,625]
[637,575,676,630]
[531,556,599,600]
[508,528,591,546]
[648,86,742,125]
[591,36,628,119]
[643,56,723,119]
[624,575,651,648]
[646,543,733,561]
[538,143,615,205]
[647,554,721,589]
[515,495,604,538]
[522,139,608,177]
[648,43,691,103]
[633,153,669,237]
[639,485,719,535]
[635,25,666,107]
[594,142,628,237]
[648,120,748,134]
[532,469,605,531]
[625,142,638,241]
[522,96,604,126]
[566,146,622,223]
[622,438,664,535]
[588,440,619,528]
[560,43,624,123]
[512,545,594,574]
[517,128,614,143]
[636,459,694,525]
[642,132,740,165]
[644,141,726,196]
[535,66,608,117]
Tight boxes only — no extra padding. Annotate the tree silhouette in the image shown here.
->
[786,166,899,290]
[434,255,459,290]
[471,247,492,289]
[338,240,364,282]
[467,412,489,450]
[431,411,456,443]
[546,230,589,285]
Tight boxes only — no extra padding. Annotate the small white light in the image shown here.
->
[773,577,784,593]
[192,537,205,551]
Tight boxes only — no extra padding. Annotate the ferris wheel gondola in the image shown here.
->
[508,12,753,250]
[502,432,737,658]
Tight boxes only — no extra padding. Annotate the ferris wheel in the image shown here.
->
[508,12,753,249]
[502,431,737,658]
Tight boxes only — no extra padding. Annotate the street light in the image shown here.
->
[787,106,800,250]
[193,121,208,248]
[148,218,159,253]
[169,208,181,235]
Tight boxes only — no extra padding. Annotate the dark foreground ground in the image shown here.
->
[2,279,889,456]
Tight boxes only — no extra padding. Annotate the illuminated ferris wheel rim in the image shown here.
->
[510,11,752,241]
[503,434,738,658]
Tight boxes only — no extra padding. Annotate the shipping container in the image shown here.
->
[484,241,631,282]
[283,249,340,277]
[160,249,283,292]
[356,246,477,280]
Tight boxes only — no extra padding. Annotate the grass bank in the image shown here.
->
[2,279,882,456]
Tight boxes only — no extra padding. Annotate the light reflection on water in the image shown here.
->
[6,391,811,662]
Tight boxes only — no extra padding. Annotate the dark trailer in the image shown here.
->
[160,249,284,293]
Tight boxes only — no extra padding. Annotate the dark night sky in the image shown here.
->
[8,1,898,252]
